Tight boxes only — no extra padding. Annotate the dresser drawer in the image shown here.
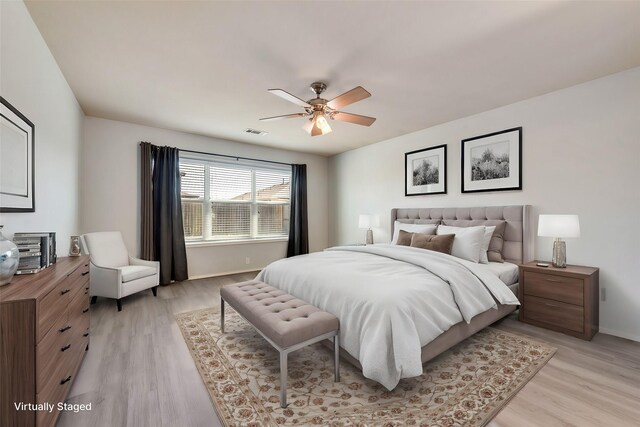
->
[36,345,85,427]
[36,326,79,392]
[523,295,584,333]
[37,330,85,396]
[38,280,73,340]
[68,264,90,302]
[69,288,90,333]
[36,311,74,391]
[37,288,89,393]
[523,271,584,306]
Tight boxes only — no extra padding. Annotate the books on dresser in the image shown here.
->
[13,232,56,274]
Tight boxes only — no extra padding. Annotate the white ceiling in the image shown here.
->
[25,1,640,156]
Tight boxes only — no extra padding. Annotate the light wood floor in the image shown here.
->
[59,273,640,427]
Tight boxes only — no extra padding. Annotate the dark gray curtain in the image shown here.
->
[287,164,309,257]
[140,142,154,261]
[150,144,189,284]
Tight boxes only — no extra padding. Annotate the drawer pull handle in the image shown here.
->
[61,288,71,295]
[82,271,89,276]
[83,332,90,337]
[82,308,89,313]
[60,376,72,385]
[61,344,71,352]
[59,325,72,333]
[545,278,562,283]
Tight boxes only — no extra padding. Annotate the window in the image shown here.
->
[179,155,291,243]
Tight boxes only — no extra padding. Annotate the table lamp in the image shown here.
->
[538,214,580,268]
[358,214,380,245]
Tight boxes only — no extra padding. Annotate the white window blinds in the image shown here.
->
[179,155,291,242]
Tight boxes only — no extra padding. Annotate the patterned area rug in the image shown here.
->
[176,307,555,427]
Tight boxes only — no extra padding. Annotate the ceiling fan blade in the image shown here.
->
[332,112,376,126]
[268,89,311,107]
[260,113,307,122]
[326,86,371,110]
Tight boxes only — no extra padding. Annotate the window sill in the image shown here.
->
[185,237,288,248]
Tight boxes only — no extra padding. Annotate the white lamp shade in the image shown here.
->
[358,214,380,229]
[358,214,371,229]
[538,214,581,238]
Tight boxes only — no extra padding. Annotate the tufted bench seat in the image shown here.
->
[220,280,340,408]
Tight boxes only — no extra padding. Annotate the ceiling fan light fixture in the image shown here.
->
[303,112,331,136]
[302,118,314,134]
[315,114,332,134]
[264,82,374,137]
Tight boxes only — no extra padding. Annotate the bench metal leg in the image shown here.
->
[334,334,340,382]
[280,351,288,408]
[220,297,225,333]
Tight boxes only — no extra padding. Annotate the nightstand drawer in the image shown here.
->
[523,295,584,333]
[523,271,584,306]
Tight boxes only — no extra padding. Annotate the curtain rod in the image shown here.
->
[179,148,293,167]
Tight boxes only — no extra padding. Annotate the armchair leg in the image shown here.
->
[91,296,97,305]
[152,286,158,297]
[116,299,122,312]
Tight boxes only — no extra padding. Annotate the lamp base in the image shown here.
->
[552,239,566,268]
[365,229,373,245]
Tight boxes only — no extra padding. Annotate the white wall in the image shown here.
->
[0,1,84,255]
[81,117,329,278]
[329,67,640,341]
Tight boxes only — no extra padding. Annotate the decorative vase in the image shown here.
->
[0,226,20,286]
[69,236,81,256]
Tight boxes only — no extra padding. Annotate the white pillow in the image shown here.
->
[436,225,486,263]
[479,226,496,264]
[391,221,437,244]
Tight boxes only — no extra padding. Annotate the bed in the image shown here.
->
[256,205,532,390]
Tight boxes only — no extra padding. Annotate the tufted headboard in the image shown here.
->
[390,205,532,265]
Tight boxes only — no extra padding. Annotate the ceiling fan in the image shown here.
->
[260,82,376,136]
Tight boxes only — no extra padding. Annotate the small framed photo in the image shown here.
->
[405,144,447,196]
[1,97,35,212]
[461,127,522,193]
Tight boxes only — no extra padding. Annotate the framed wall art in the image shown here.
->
[1,97,35,212]
[405,144,447,196]
[461,127,521,193]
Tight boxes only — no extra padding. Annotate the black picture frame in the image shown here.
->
[405,144,447,196]
[461,127,522,194]
[1,97,35,212]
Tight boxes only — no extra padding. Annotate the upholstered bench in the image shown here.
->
[220,280,340,408]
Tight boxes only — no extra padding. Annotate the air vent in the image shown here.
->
[244,128,268,136]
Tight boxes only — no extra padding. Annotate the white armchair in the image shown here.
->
[80,231,159,311]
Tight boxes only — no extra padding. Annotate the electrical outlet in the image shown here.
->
[245,257,250,265]
[601,288,606,302]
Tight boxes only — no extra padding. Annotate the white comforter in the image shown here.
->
[256,244,519,390]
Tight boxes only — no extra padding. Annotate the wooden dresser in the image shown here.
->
[518,261,599,340]
[0,256,90,427]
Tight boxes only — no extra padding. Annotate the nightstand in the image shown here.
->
[518,261,599,340]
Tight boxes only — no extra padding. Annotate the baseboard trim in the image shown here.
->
[188,268,260,281]
[599,327,640,343]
